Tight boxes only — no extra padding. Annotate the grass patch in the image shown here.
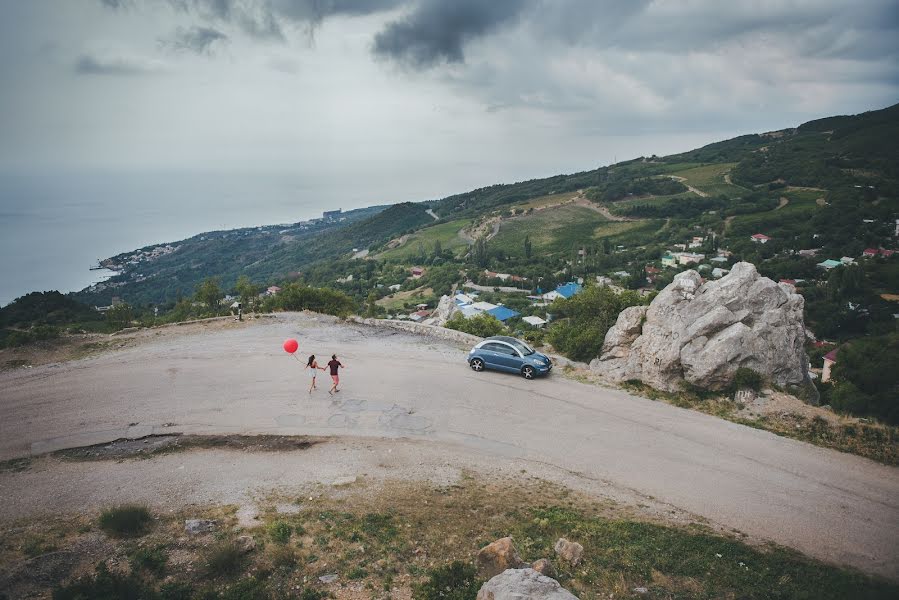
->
[98,504,153,538]
[205,540,246,578]
[267,520,292,544]
[413,561,481,600]
[377,218,472,260]
[668,162,747,197]
[130,545,168,575]
[491,205,609,256]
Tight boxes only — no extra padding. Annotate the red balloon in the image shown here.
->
[283,338,298,354]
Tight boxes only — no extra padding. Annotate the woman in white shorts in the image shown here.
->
[305,354,324,394]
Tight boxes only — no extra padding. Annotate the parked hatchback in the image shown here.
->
[467,335,552,379]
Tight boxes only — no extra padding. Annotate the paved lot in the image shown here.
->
[1,313,897,578]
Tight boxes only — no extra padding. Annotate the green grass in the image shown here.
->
[267,520,292,544]
[377,218,472,260]
[510,191,580,211]
[610,191,699,211]
[668,162,748,197]
[98,504,153,538]
[205,540,246,577]
[491,205,609,256]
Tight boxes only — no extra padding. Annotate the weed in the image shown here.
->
[21,535,57,557]
[268,545,298,569]
[159,581,194,600]
[205,541,245,578]
[98,505,153,537]
[267,520,292,544]
[347,566,368,579]
[130,545,167,575]
[412,561,481,600]
[51,563,153,600]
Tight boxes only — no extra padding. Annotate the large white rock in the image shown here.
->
[591,262,816,401]
[422,294,457,327]
[476,568,579,600]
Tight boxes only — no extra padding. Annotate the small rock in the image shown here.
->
[553,538,584,567]
[633,587,648,594]
[477,568,578,600]
[319,573,339,584]
[477,537,525,579]
[531,558,556,578]
[235,535,256,553]
[331,476,357,486]
[184,519,216,534]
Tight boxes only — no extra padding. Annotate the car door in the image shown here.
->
[492,343,523,373]
[478,343,505,369]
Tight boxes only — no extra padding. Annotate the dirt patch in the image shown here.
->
[51,434,320,462]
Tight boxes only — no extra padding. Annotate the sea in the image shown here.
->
[0,170,402,307]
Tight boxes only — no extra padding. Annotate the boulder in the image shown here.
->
[184,519,216,535]
[591,263,817,402]
[235,535,256,553]
[531,558,556,578]
[423,294,458,327]
[477,537,525,578]
[553,538,583,567]
[477,568,579,600]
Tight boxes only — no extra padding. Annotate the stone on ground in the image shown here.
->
[531,557,556,577]
[476,568,579,600]
[184,519,216,534]
[553,538,584,566]
[477,537,525,578]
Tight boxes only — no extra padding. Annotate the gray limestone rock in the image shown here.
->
[476,568,579,600]
[591,262,817,402]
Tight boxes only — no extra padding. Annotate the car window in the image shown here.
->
[508,340,535,355]
[496,344,519,356]
[480,343,504,352]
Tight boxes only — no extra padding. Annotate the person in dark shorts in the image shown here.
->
[327,354,344,395]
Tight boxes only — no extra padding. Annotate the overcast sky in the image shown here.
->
[1,0,897,200]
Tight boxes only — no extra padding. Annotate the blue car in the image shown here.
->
[467,335,553,380]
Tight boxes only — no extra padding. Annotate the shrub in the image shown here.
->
[731,367,763,392]
[205,541,245,577]
[267,520,292,545]
[98,505,153,537]
[159,582,195,600]
[52,563,152,600]
[445,313,505,337]
[412,561,481,600]
[130,545,167,575]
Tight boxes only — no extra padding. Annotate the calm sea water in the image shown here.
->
[0,170,394,307]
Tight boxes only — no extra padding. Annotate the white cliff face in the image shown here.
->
[422,294,457,327]
[591,262,816,401]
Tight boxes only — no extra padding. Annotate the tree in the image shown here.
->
[524,235,532,259]
[235,275,257,310]
[473,237,489,268]
[195,277,223,314]
[106,303,134,329]
[365,290,380,317]
[433,240,443,259]
[445,313,505,337]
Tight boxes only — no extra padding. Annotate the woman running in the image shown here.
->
[306,354,324,394]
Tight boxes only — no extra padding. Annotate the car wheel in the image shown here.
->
[521,365,535,380]
[470,358,485,372]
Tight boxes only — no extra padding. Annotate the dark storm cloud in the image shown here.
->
[160,25,229,54]
[74,53,163,75]
[372,0,524,67]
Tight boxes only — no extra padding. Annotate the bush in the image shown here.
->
[547,285,646,362]
[205,541,245,577]
[412,561,481,600]
[52,563,152,600]
[445,313,505,337]
[130,545,167,575]
[267,520,292,545]
[731,367,763,392]
[98,505,153,537]
[159,582,195,600]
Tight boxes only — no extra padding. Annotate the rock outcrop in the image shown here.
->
[591,262,816,401]
[423,294,457,327]
[477,568,579,600]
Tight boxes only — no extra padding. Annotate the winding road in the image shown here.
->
[1,313,897,579]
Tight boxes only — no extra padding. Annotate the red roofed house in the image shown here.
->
[881,249,896,258]
[779,279,797,286]
[265,286,282,296]
[822,349,838,383]
[863,248,879,258]
[750,233,772,244]
[411,266,425,278]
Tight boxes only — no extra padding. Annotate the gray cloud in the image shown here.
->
[160,25,229,54]
[373,0,524,67]
[74,52,164,75]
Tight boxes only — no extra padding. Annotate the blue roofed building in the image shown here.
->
[555,282,582,299]
[486,306,521,322]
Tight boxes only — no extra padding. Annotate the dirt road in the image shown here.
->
[1,313,897,579]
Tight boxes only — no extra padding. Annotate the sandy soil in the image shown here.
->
[1,312,897,579]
